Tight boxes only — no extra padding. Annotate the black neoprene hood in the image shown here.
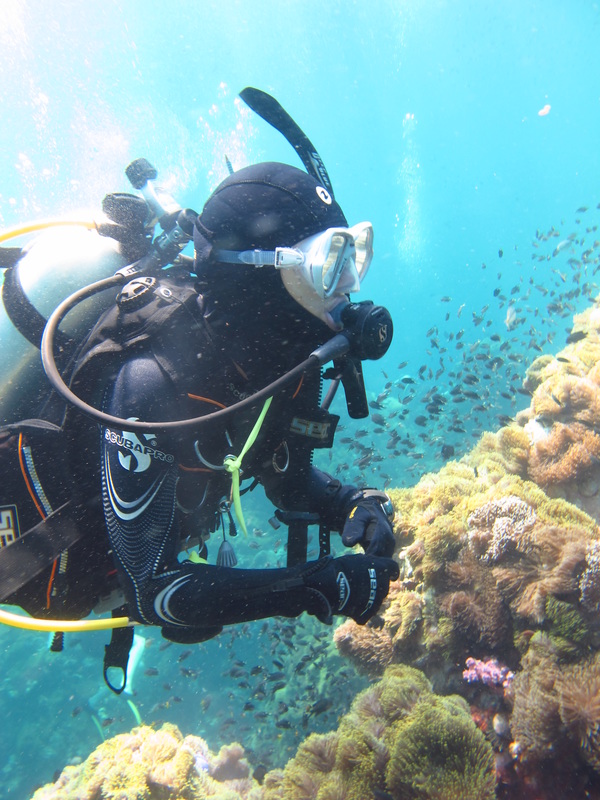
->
[193,161,348,268]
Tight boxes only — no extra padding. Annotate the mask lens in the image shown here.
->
[321,232,355,295]
[351,223,374,280]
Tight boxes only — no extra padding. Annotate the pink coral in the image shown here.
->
[467,495,536,562]
[463,657,514,690]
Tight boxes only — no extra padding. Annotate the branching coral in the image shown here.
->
[467,495,537,563]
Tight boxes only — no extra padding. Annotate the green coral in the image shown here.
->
[385,695,496,800]
[262,665,495,800]
[544,595,590,645]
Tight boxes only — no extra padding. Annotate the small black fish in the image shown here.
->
[253,765,268,785]
[566,330,587,344]
[441,444,455,459]
[307,698,333,717]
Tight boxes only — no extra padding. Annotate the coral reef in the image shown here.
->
[518,301,600,519]
[260,664,495,800]
[32,672,494,800]
[31,723,260,800]
[466,495,537,563]
[349,468,600,678]
[463,657,514,689]
[332,295,600,795]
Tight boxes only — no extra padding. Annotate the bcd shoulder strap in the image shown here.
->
[69,274,211,395]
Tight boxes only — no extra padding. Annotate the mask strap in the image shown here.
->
[215,247,304,268]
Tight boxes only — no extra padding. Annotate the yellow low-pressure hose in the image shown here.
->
[0,607,136,632]
[0,219,96,245]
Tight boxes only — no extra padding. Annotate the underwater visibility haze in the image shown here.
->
[2,1,600,798]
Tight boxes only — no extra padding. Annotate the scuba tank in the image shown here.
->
[0,161,186,426]
[0,225,128,425]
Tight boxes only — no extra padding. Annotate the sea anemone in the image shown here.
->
[333,619,394,676]
[557,654,600,770]
[385,695,496,800]
[528,421,600,487]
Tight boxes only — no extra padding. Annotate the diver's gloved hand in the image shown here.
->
[302,555,399,625]
[341,492,396,558]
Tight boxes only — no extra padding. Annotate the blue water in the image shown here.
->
[2,1,600,796]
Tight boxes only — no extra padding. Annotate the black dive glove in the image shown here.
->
[341,490,396,558]
[303,554,399,625]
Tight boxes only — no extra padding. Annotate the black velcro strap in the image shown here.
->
[2,265,73,351]
[318,522,331,559]
[0,247,23,269]
[103,616,134,695]
[0,501,82,602]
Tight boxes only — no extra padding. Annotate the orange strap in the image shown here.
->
[187,393,228,409]
[292,375,304,399]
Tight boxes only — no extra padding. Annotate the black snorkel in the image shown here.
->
[40,88,393,430]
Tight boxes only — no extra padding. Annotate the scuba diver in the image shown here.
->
[0,88,398,690]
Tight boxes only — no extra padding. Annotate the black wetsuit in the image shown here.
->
[69,271,360,639]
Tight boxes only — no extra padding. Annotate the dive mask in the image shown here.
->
[214,222,374,329]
